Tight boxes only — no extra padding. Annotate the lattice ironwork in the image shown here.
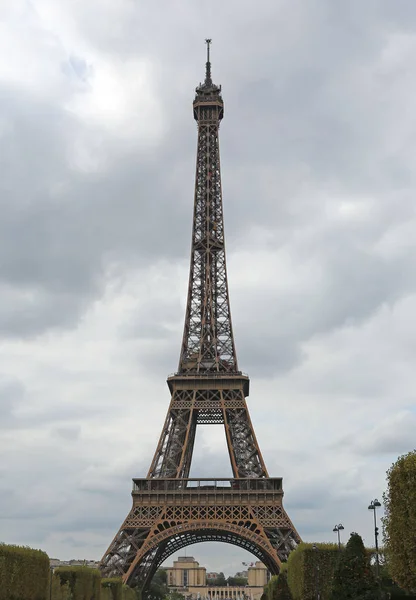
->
[100,41,301,593]
[101,479,300,588]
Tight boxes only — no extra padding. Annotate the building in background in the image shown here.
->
[49,559,100,570]
[166,557,206,588]
[165,556,268,600]
[247,562,268,588]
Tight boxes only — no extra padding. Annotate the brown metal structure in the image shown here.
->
[100,40,301,591]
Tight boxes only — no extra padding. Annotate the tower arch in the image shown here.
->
[129,525,281,589]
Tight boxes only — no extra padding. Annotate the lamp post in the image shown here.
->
[332,524,344,550]
[368,498,382,600]
[368,499,381,579]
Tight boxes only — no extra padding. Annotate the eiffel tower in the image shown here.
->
[100,40,301,590]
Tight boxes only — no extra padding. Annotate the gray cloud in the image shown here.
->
[0,0,415,575]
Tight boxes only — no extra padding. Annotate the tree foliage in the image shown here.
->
[208,572,227,586]
[146,568,168,600]
[265,571,292,600]
[331,532,377,600]
[265,575,279,600]
[153,569,167,585]
[275,571,293,600]
[383,450,416,593]
[168,593,185,600]
[227,576,248,586]
[0,543,50,600]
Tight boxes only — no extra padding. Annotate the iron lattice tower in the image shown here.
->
[100,40,301,590]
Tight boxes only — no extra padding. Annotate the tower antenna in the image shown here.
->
[205,38,212,84]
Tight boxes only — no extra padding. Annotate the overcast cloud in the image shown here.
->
[1,0,416,576]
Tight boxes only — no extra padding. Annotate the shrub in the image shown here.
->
[0,543,49,600]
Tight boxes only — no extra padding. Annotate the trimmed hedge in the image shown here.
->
[51,574,72,600]
[0,543,49,600]
[286,543,339,600]
[53,566,101,600]
[101,578,122,600]
[122,585,137,600]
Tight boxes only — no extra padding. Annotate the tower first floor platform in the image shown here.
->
[100,478,300,588]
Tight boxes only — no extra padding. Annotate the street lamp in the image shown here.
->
[369,498,383,600]
[368,499,382,580]
[332,524,344,550]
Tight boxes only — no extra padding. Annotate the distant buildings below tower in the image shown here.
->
[165,556,268,600]
[49,559,100,570]
[167,556,206,588]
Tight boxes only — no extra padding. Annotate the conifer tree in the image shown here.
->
[274,571,292,600]
[331,532,377,600]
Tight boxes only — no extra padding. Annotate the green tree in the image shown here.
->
[153,569,168,585]
[227,576,248,586]
[209,573,227,586]
[331,532,377,600]
[383,450,416,593]
[168,593,185,600]
[275,571,293,600]
[146,569,168,600]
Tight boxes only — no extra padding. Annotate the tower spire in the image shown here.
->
[205,38,212,84]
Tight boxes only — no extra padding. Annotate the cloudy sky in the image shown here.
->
[1,0,416,576]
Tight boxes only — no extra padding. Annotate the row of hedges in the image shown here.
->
[267,535,416,600]
[121,585,137,600]
[53,566,101,600]
[52,569,138,600]
[264,543,340,600]
[0,543,50,600]
[101,578,123,600]
[0,545,137,600]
